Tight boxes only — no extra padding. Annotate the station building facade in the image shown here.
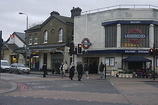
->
[74,5,158,74]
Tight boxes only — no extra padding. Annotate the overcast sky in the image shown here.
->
[1,0,158,40]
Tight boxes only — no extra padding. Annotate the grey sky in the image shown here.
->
[0,0,158,40]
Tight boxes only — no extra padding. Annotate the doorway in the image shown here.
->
[83,57,99,74]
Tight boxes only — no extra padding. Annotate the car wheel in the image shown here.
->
[17,70,20,74]
[9,70,12,74]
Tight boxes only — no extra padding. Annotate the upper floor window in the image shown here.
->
[44,30,48,43]
[34,34,38,44]
[58,28,63,42]
[29,34,32,45]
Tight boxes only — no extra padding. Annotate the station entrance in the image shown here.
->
[83,57,99,74]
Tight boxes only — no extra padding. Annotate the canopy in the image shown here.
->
[123,56,151,62]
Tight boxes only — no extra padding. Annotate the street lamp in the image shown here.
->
[19,12,29,66]
[19,12,28,30]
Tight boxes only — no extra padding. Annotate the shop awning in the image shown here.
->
[123,56,151,62]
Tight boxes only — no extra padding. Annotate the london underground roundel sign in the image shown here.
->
[124,28,145,44]
[81,38,92,49]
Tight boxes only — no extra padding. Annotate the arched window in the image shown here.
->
[44,30,48,43]
[58,28,63,42]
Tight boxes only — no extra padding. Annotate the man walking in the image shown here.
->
[42,63,47,77]
[99,62,105,79]
[76,61,83,81]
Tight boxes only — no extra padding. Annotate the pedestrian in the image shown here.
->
[84,62,89,79]
[76,61,83,81]
[59,62,64,78]
[99,62,105,79]
[42,63,47,77]
[69,62,75,80]
[63,62,68,77]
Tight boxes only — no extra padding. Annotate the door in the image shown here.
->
[83,57,99,74]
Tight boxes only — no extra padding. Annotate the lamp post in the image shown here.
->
[19,12,28,31]
[19,12,29,66]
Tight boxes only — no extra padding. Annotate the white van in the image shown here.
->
[1,60,10,72]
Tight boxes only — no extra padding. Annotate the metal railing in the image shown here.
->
[82,4,158,15]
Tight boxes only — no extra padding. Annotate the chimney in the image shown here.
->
[50,11,60,16]
[70,7,82,18]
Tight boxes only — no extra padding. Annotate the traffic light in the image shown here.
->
[77,44,82,54]
[69,42,74,55]
[156,49,158,55]
[149,48,154,55]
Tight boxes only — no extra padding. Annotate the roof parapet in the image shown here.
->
[82,4,158,15]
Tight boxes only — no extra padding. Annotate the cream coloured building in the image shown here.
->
[74,5,158,74]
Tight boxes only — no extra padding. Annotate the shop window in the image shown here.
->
[105,57,115,66]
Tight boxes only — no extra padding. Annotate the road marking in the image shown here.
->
[17,83,28,89]
[111,82,114,86]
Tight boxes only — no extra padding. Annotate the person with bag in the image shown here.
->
[69,62,75,80]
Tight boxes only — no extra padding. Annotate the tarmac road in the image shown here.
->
[0,72,158,105]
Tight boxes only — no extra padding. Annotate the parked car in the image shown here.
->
[9,63,30,74]
[0,60,10,72]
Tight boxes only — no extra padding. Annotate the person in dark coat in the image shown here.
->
[99,62,105,79]
[42,63,47,77]
[76,61,83,81]
[69,62,75,80]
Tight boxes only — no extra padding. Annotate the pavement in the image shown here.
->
[0,79,17,94]
[0,71,158,95]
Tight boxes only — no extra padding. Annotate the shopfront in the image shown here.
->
[51,52,64,74]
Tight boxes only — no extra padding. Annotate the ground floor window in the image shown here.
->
[105,57,115,66]
[30,55,39,70]
[51,53,63,74]
[156,58,158,67]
